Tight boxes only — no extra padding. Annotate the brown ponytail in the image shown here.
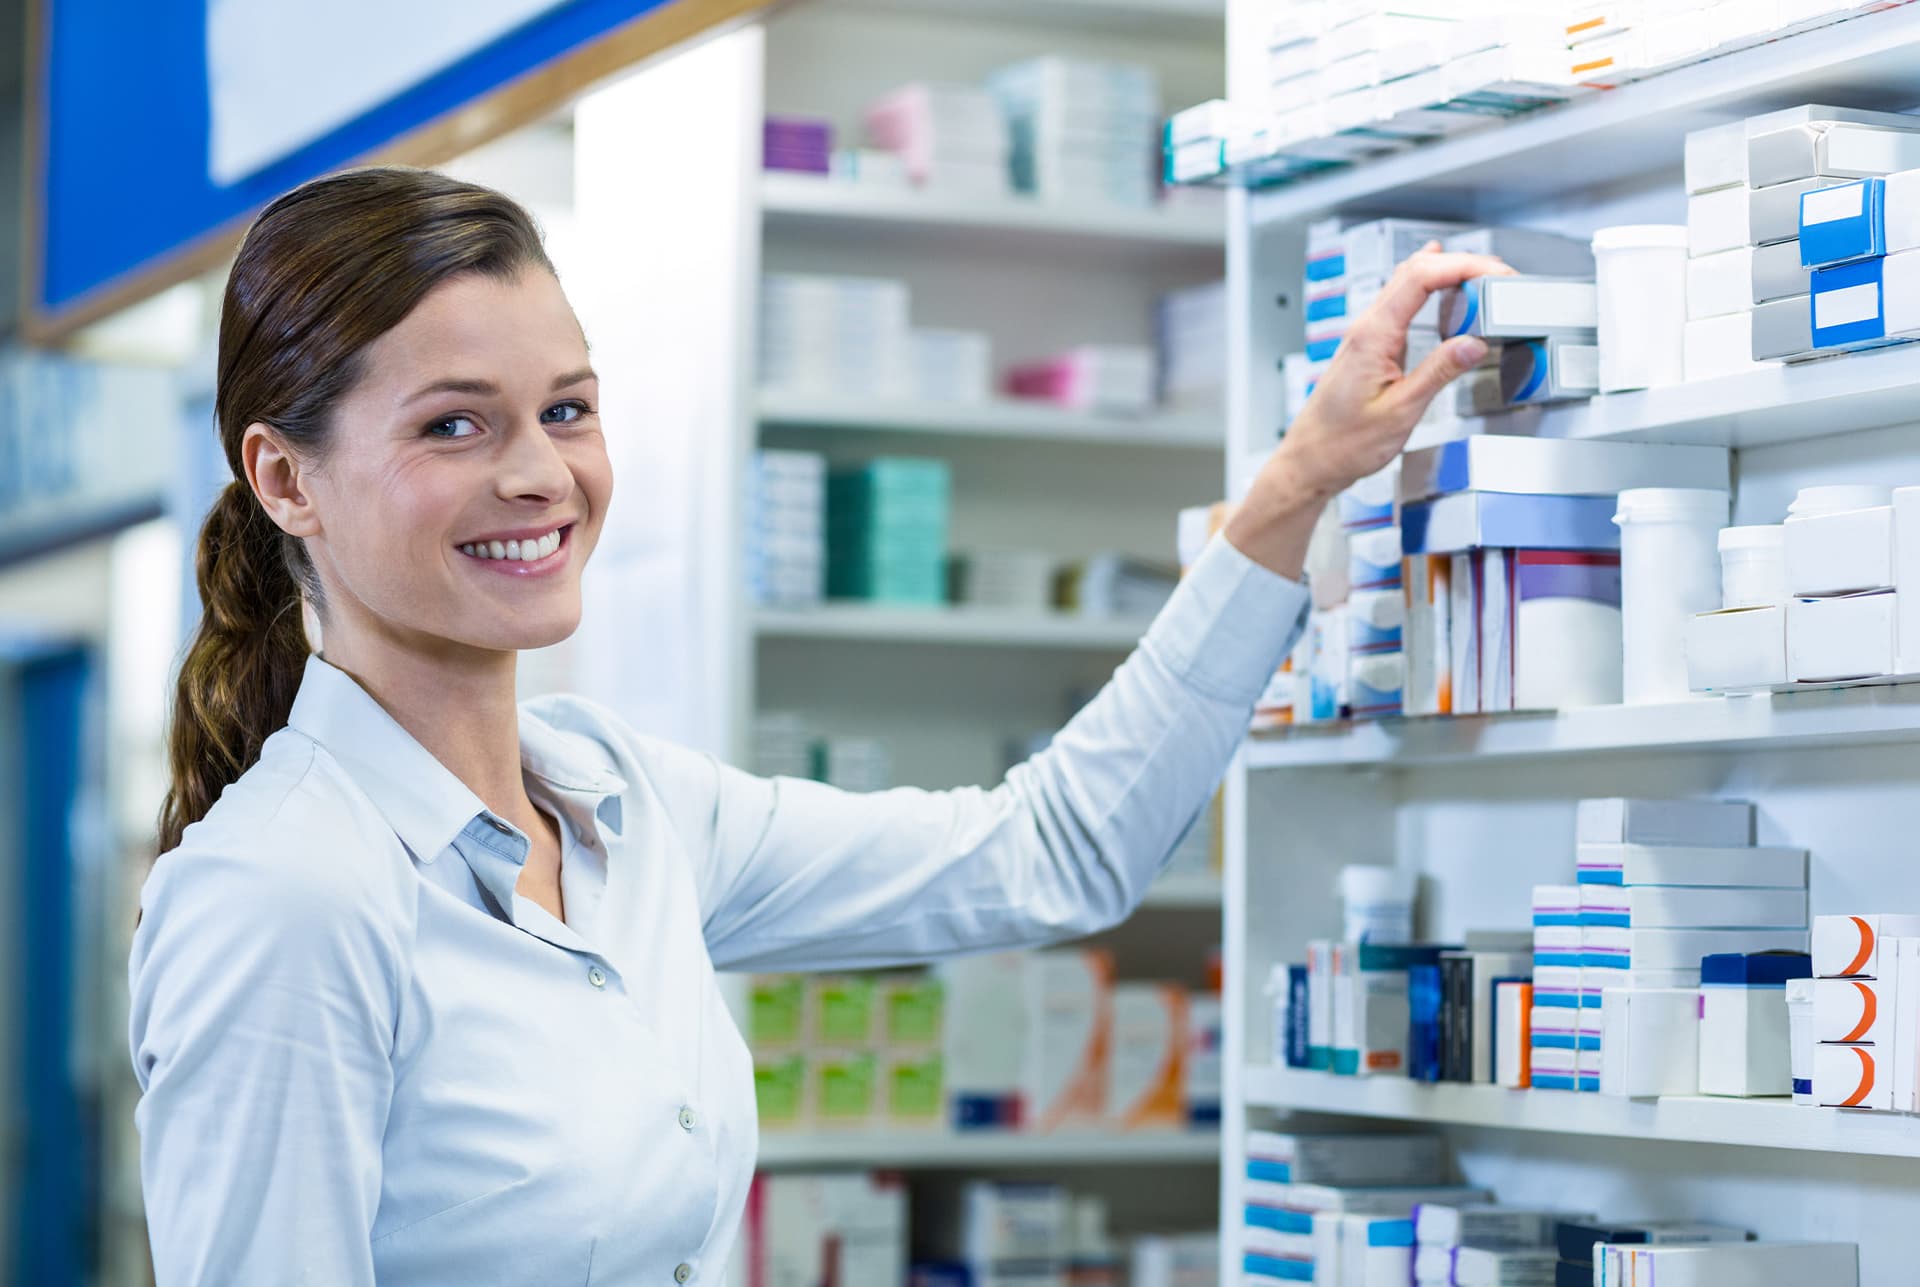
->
[156,166,553,855]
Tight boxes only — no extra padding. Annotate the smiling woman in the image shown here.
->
[126,165,1499,1286]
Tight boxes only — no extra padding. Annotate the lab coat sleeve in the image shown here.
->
[128,783,405,1287]
[687,535,1311,972]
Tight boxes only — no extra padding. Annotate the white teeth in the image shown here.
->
[462,529,563,560]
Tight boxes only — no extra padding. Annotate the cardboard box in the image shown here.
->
[1105,983,1186,1130]
[1799,176,1885,266]
[1687,246,1754,320]
[1577,1046,1601,1091]
[939,951,1025,1129]
[1495,981,1533,1088]
[1555,1220,1753,1265]
[1688,185,1750,256]
[1397,437,1729,505]
[1815,977,1895,1045]
[1578,885,1807,929]
[1884,166,1920,254]
[1752,118,1920,187]
[1334,942,1448,1076]
[1752,237,1813,303]
[1414,1203,1588,1251]
[1243,1131,1449,1188]
[1787,591,1897,682]
[1597,1241,1858,1286]
[1785,505,1894,596]
[1582,927,1808,972]
[1893,938,1920,1112]
[1753,177,1852,246]
[884,1051,945,1127]
[1685,314,1776,383]
[1751,293,1813,360]
[1698,952,1810,1097]
[1530,1043,1579,1091]
[1437,275,1598,339]
[1895,487,1920,674]
[1813,913,1920,978]
[1809,247,1920,349]
[812,1048,880,1126]
[1500,336,1600,404]
[1401,492,1620,555]
[747,1172,908,1287]
[1599,987,1701,1097]
[1576,842,1807,889]
[1021,950,1112,1130]
[1815,1040,1893,1108]
[1685,118,1748,194]
[1575,797,1754,847]
[1687,606,1790,693]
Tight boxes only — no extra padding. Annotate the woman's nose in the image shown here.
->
[497,419,573,502]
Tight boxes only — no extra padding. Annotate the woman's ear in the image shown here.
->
[242,422,320,538]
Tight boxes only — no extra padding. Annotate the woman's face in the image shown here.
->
[299,267,612,659]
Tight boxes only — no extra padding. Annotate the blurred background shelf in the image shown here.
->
[1246,1066,1920,1160]
[757,1128,1222,1170]
[754,605,1150,650]
[757,391,1222,449]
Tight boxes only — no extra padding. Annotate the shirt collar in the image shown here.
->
[285,654,627,865]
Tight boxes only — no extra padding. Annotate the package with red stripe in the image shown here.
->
[1810,916,1920,1111]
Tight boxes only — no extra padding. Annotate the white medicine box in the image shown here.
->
[1786,591,1897,683]
[1895,487,1920,673]
[1784,505,1895,596]
[1686,605,1788,692]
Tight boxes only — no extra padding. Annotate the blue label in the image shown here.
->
[1245,1252,1315,1280]
[1532,1032,1579,1049]
[1576,871,1625,885]
[1532,1073,1578,1091]
[1245,1205,1312,1235]
[1247,1159,1292,1183]
[1305,294,1349,322]
[1305,253,1346,282]
[1810,256,1887,349]
[1535,992,1580,1008]
[1304,336,1343,362]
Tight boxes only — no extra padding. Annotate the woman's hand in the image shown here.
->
[1225,244,1514,579]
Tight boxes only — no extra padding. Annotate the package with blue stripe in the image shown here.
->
[1347,525,1403,590]
[1332,942,1455,1077]
[1401,492,1620,556]
[1799,177,1886,266]
[1241,1180,1489,1285]
[1809,249,1920,350]
[1499,335,1600,405]
[1699,950,1812,1097]
[1437,275,1598,340]
[1242,1131,1449,1188]
[1336,1214,1414,1287]
[1397,438,1731,507]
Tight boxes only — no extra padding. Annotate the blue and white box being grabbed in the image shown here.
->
[1499,336,1600,404]
[1437,275,1598,340]
[1809,248,1920,350]
[1799,177,1886,266]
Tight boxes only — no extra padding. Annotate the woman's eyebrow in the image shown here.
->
[403,368,597,405]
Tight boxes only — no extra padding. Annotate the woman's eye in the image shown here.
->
[427,415,479,439]
[542,400,590,426]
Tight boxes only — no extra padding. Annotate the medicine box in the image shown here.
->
[1535,926,1582,968]
[1578,885,1806,930]
[1337,1215,1414,1287]
[1815,1040,1893,1108]
[1814,977,1895,1045]
[1685,118,1748,194]
[1105,983,1185,1130]
[1751,293,1813,360]
[1786,591,1897,683]
[1598,986,1700,1098]
[1495,981,1532,1088]
[1784,503,1894,596]
[1555,1220,1752,1266]
[1437,275,1598,340]
[1499,336,1599,404]
[1244,1131,1449,1188]
[1576,842,1807,888]
[1530,1006,1578,1050]
[1698,952,1810,1097]
[1531,1043,1579,1091]
[1020,949,1112,1130]
[1577,1046,1600,1091]
[1687,246,1754,320]
[1454,1248,1558,1285]
[1800,177,1886,266]
[1809,248,1920,350]
[1753,177,1852,246]
[1413,1203,1585,1251]
[1688,184,1750,257]
[1597,1241,1858,1286]
[1396,438,1729,506]
[1813,913,1920,978]
[1583,928,1809,972]
[1885,167,1920,256]
[1746,107,1920,186]
[1752,237,1812,303]
[1894,486,1920,674]
[1684,314,1772,384]
[1687,606,1789,693]
[1306,941,1335,1069]
[1575,798,1754,848]
[1400,492,1620,556]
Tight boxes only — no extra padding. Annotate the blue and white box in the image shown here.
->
[1809,249,1920,350]
[1499,336,1600,404]
[1533,885,1583,929]
[1577,886,1808,931]
[1575,843,1808,888]
[1401,492,1621,556]
[1800,177,1886,267]
[1699,950,1812,1097]
[1583,928,1809,973]
[1397,438,1730,506]
[1348,525,1403,590]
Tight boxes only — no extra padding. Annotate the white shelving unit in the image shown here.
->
[758,1128,1221,1170]
[1217,7,1920,1285]
[567,0,1232,1246]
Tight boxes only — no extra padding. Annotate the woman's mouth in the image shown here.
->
[457,524,572,576]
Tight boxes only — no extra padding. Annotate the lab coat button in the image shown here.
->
[588,966,607,989]
[678,1106,697,1132]
[485,816,513,835]
[674,1263,694,1284]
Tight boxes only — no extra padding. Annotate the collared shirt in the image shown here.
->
[127,536,1307,1286]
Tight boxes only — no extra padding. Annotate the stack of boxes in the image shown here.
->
[1413,1203,1587,1287]
[1578,797,1810,1096]
[864,82,1011,195]
[1397,438,1731,717]
[1677,106,1920,366]
[745,449,826,608]
[1803,164,1920,351]
[988,57,1160,209]
[744,1171,908,1286]
[1529,883,1588,1092]
[748,971,946,1132]
[827,457,951,606]
[1155,280,1227,412]
[759,272,912,398]
[1811,914,1920,1110]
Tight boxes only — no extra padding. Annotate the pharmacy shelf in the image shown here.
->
[761,171,1225,258]
[756,1127,1221,1170]
[754,605,1149,650]
[1246,1065,1920,1160]
[1467,342,1920,450]
[1246,6,1920,227]
[757,392,1223,450]
[1244,683,1920,771]
[1141,872,1224,908]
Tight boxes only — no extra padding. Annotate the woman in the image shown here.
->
[128,166,1497,1285]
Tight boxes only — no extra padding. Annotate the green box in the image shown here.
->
[754,1053,807,1128]
[813,1050,879,1124]
[748,975,806,1046]
[882,975,945,1046]
[811,975,878,1044]
[885,1052,945,1125]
